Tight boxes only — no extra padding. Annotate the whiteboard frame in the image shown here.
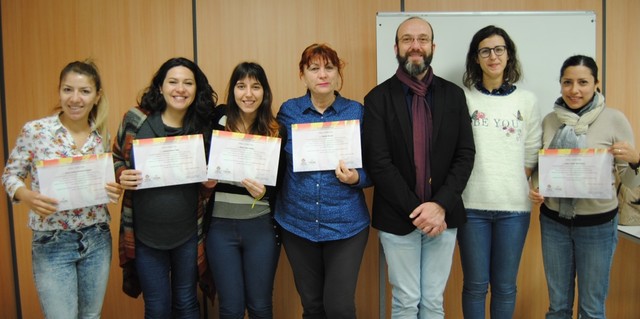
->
[376,11,596,117]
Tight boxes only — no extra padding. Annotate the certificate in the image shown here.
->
[538,148,614,199]
[132,134,207,189]
[291,120,362,172]
[36,153,116,211]
[207,130,281,186]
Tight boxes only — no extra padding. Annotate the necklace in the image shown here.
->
[70,129,91,150]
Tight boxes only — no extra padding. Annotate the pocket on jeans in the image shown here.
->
[32,231,57,245]
[95,223,111,233]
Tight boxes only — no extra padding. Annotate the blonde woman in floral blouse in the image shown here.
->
[2,60,122,318]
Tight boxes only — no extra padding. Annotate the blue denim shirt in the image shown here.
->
[275,93,371,242]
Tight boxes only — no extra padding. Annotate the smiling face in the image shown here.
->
[560,65,598,109]
[160,66,196,113]
[234,76,264,117]
[476,35,509,82]
[59,72,101,124]
[395,18,435,77]
[302,58,339,96]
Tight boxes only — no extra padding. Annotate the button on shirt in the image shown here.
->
[275,93,371,242]
[2,115,111,231]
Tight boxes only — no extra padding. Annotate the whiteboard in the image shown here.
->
[376,11,596,117]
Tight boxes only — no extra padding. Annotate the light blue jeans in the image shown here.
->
[32,223,112,319]
[540,213,618,319]
[379,228,457,319]
[457,209,530,319]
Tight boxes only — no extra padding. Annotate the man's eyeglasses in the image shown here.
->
[399,36,431,45]
[477,45,507,58]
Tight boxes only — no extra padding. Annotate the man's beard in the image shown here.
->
[396,51,433,77]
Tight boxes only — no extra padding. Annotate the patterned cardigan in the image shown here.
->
[112,106,215,300]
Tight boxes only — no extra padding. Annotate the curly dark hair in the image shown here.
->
[139,57,217,134]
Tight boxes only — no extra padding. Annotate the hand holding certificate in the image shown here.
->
[291,120,362,172]
[538,148,614,199]
[132,134,208,189]
[36,153,116,211]
[207,130,281,186]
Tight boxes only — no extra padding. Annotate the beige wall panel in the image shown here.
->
[605,0,640,147]
[1,0,194,318]
[196,0,398,318]
[608,235,640,318]
[605,2,640,319]
[0,89,17,319]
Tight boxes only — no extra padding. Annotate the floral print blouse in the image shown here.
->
[2,114,111,231]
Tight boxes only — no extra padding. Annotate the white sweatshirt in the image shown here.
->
[462,87,542,212]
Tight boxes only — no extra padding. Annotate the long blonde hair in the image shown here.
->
[57,60,110,151]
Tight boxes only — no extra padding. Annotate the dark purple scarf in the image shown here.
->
[395,66,434,202]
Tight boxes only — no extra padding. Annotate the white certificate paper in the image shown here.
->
[132,134,207,189]
[538,148,613,199]
[36,153,116,211]
[207,130,282,186]
[291,120,362,172]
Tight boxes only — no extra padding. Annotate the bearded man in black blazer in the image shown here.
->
[362,16,475,318]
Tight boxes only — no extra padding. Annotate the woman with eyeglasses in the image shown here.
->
[457,25,542,319]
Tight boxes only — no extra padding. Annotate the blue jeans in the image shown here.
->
[540,213,618,319]
[135,235,200,319]
[457,209,530,319]
[379,228,457,319]
[206,214,280,319]
[32,223,112,319]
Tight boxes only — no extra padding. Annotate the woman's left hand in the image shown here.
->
[611,142,640,165]
[528,187,544,205]
[335,160,359,185]
[105,182,123,203]
[242,178,266,199]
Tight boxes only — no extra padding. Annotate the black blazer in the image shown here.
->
[362,74,475,235]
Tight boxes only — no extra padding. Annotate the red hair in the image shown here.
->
[298,43,345,90]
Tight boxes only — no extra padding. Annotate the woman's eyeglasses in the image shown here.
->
[477,45,507,58]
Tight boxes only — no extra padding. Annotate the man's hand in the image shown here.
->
[409,202,447,237]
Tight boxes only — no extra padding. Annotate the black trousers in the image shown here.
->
[281,227,370,319]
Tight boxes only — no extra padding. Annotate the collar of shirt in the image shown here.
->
[52,112,99,135]
[474,82,517,96]
[299,91,346,116]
